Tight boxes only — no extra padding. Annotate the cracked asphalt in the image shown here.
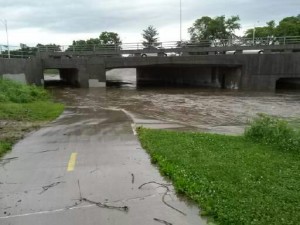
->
[0,106,207,225]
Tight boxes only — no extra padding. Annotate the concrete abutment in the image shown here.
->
[25,58,43,86]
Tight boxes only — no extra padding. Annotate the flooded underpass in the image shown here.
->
[2,69,300,225]
[2,69,210,225]
[49,69,300,135]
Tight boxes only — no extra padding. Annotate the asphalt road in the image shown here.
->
[0,106,207,225]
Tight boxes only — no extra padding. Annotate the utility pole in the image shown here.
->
[252,21,259,46]
[2,19,10,59]
[252,26,256,45]
[180,0,182,42]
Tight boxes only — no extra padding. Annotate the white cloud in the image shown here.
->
[0,0,299,46]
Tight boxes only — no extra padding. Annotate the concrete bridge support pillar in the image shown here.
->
[97,66,106,83]
[77,66,89,88]
[86,64,106,82]
[25,58,43,85]
[221,67,242,89]
[240,75,277,91]
[211,67,221,88]
[87,57,106,83]
[136,67,156,86]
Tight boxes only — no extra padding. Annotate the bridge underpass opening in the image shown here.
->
[43,68,80,87]
[276,78,300,90]
[106,68,136,88]
[136,65,242,89]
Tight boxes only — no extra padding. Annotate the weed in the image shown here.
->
[245,114,300,152]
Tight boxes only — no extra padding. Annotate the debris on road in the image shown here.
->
[154,218,173,225]
[139,181,186,216]
[0,157,18,161]
[77,180,129,212]
[39,182,63,194]
[89,168,99,174]
[0,157,18,167]
[81,197,129,212]
[35,149,59,154]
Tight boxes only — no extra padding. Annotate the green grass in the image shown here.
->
[0,78,50,103]
[0,78,64,157]
[0,102,64,121]
[0,141,12,158]
[137,127,300,225]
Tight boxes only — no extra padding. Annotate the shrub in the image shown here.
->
[245,114,299,152]
[0,79,49,103]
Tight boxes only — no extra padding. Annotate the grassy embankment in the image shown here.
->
[137,114,300,225]
[0,79,64,158]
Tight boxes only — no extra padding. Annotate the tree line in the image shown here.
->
[1,14,299,58]
[0,43,61,58]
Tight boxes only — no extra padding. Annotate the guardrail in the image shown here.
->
[1,36,300,58]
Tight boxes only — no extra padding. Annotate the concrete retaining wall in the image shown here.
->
[0,58,27,74]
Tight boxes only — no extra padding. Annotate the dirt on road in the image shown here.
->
[0,120,44,144]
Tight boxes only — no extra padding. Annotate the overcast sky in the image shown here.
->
[0,0,299,47]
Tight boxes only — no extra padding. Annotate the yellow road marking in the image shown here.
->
[67,153,77,172]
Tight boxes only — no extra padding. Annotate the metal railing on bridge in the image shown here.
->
[1,36,300,58]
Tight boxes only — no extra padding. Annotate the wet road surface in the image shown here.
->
[2,69,300,224]
[0,106,207,225]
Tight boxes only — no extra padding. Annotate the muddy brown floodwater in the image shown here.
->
[48,69,300,135]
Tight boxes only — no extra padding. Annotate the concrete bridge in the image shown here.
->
[1,44,300,91]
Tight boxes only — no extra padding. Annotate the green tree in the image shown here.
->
[0,43,60,58]
[86,38,101,46]
[142,25,159,48]
[276,16,300,36]
[244,21,277,45]
[245,16,300,37]
[36,43,61,52]
[68,40,91,51]
[245,21,276,38]
[188,15,241,46]
[68,31,122,52]
[244,15,300,45]
[99,32,122,45]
